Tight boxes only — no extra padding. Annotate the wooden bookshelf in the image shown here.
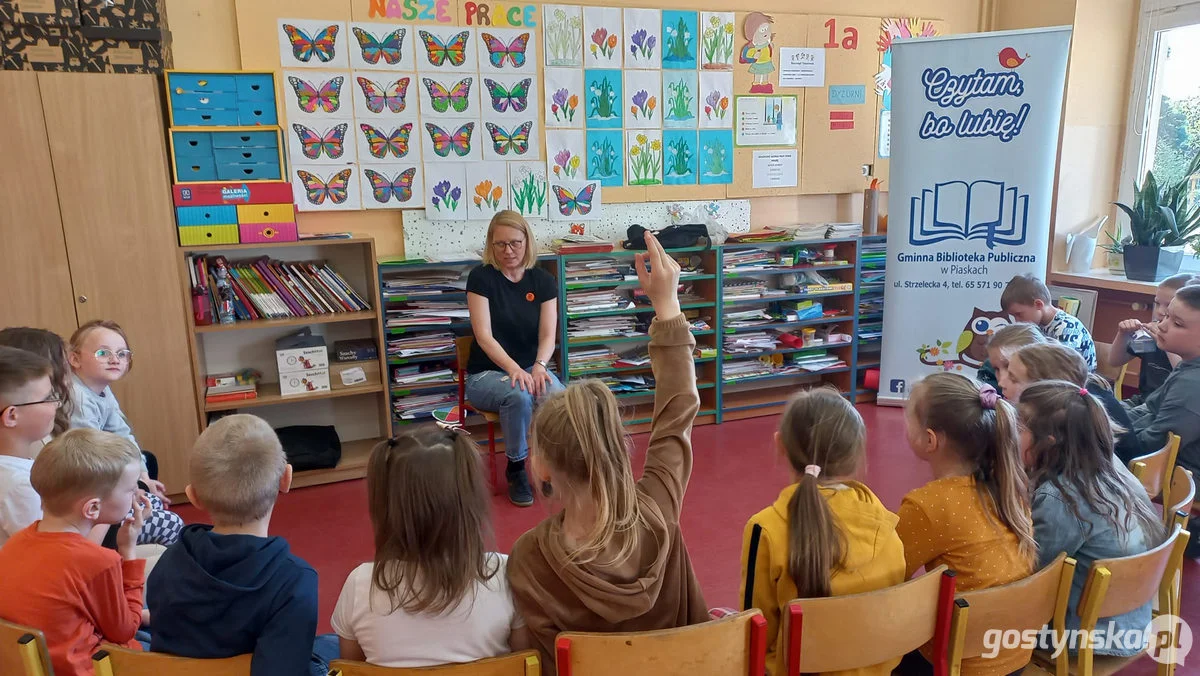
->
[203,381,386,412]
[194,310,378,333]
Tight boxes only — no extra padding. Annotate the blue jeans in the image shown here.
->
[311,633,340,676]
[464,368,564,462]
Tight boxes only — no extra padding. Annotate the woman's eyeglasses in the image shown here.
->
[95,348,133,361]
[492,239,526,252]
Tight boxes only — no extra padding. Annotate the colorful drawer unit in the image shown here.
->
[178,224,240,247]
[237,203,298,243]
[165,71,279,127]
[169,128,285,183]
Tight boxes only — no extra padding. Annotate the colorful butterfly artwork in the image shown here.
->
[282,23,339,63]
[356,76,410,114]
[418,29,469,67]
[352,26,406,65]
[425,122,475,158]
[483,77,530,113]
[364,167,416,203]
[481,31,529,68]
[485,121,532,156]
[288,76,343,114]
[297,168,353,205]
[552,182,597,216]
[292,123,347,160]
[360,123,413,159]
[422,77,473,114]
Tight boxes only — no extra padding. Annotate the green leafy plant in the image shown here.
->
[628,134,662,186]
[1114,152,1200,248]
[511,169,546,215]
[702,138,727,176]
[666,79,694,121]
[667,137,693,177]
[701,15,734,68]
[589,76,618,119]
[546,8,583,65]
[665,17,692,61]
[1098,223,1129,255]
[589,137,619,177]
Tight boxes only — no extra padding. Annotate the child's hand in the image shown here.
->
[145,478,170,506]
[634,232,682,320]
[141,608,151,627]
[116,491,151,561]
[1117,319,1144,335]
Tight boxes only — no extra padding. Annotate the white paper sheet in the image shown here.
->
[751,150,798,188]
[778,47,825,88]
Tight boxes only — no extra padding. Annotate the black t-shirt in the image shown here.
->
[1092,386,1147,464]
[466,264,557,374]
[1128,344,1173,398]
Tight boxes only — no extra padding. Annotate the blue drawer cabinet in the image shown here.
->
[174,157,218,182]
[172,131,213,156]
[236,74,275,101]
[168,73,237,94]
[176,205,238,226]
[215,162,282,181]
[173,108,240,126]
[211,130,277,148]
[237,101,277,126]
[213,147,280,164]
[170,91,238,111]
[167,72,280,127]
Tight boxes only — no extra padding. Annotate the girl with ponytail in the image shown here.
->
[740,388,905,676]
[896,372,1036,676]
[507,232,707,674]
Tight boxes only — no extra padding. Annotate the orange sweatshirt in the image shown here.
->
[0,524,144,676]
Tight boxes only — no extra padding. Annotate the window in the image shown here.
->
[1120,0,1200,263]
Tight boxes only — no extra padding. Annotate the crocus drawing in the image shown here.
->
[704,89,729,121]
[629,29,656,61]
[630,89,656,120]
[473,180,504,211]
[431,180,460,212]
[590,28,618,60]
[550,88,578,123]
[552,148,581,179]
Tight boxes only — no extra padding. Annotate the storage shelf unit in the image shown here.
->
[856,235,887,403]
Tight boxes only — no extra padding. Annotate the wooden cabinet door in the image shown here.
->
[37,73,199,491]
[0,73,78,337]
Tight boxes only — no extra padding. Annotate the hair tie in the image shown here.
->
[804,465,821,478]
[1079,387,1089,397]
[978,384,999,410]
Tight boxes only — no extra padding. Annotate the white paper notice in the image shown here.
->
[752,150,798,189]
[734,95,798,147]
[779,48,825,88]
[878,109,892,158]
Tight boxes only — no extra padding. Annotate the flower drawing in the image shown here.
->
[701,14,735,69]
[702,139,727,177]
[589,137,619,178]
[552,148,580,179]
[666,78,694,121]
[629,28,656,61]
[511,167,547,216]
[628,133,662,186]
[630,89,656,120]
[546,7,584,66]
[667,136,693,178]
[664,17,693,62]
[473,180,503,211]
[590,27,617,59]
[551,88,578,123]
[703,90,729,121]
[588,75,618,120]
[432,180,459,212]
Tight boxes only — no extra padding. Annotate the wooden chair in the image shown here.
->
[329,651,540,675]
[555,609,768,676]
[0,618,52,676]
[454,335,503,494]
[1030,525,1190,676]
[92,644,250,675]
[1129,432,1181,507]
[948,554,1076,676]
[1113,363,1128,402]
[1164,466,1195,529]
[783,566,957,676]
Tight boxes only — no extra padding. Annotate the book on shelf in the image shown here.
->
[188,254,369,325]
[205,370,260,403]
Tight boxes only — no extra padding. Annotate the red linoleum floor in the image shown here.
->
[173,404,1197,675]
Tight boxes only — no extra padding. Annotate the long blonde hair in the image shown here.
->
[530,379,642,565]
[987,322,1048,358]
[777,387,864,597]
[481,210,537,269]
[910,373,1037,565]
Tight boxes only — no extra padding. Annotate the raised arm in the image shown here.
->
[1107,320,1141,369]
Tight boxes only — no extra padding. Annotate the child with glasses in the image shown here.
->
[68,320,183,546]
[0,346,62,547]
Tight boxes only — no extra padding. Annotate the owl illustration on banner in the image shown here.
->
[955,308,1010,368]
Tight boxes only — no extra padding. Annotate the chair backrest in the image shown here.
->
[784,566,956,675]
[949,554,1076,664]
[555,609,767,676]
[0,618,52,676]
[92,644,251,676]
[1128,432,1181,505]
[329,650,540,675]
[1165,466,1195,528]
[1079,525,1189,626]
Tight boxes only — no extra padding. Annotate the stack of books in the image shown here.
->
[568,316,639,340]
[723,248,776,271]
[568,347,620,374]
[801,270,854,293]
[392,361,457,386]
[859,320,884,342]
[723,279,769,300]
[385,301,469,327]
[565,259,624,285]
[601,374,655,394]
[381,269,467,301]
[386,332,456,358]
[770,223,829,240]
[726,229,794,243]
[795,351,846,372]
[723,359,775,381]
[394,391,458,420]
[828,222,863,238]
[613,349,650,368]
[188,255,370,324]
[566,291,632,315]
[725,309,775,328]
[724,331,780,354]
[554,234,614,254]
[204,371,259,405]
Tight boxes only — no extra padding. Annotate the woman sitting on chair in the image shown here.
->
[466,210,564,507]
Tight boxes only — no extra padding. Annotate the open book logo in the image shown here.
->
[909,180,1029,249]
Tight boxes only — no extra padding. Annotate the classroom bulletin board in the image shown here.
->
[232,0,946,210]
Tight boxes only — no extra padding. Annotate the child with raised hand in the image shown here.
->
[976,322,1048,396]
[0,428,151,676]
[68,319,183,547]
[1019,380,1165,657]
[333,428,527,667]
[1108,273,1194,405]
[1001,274,1097,370]
[508,231,706,673]
[897,372,1036,676]
[1005,343,1145,462]
[740,387,905,676]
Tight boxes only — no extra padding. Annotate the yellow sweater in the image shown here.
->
[739,481,906,676]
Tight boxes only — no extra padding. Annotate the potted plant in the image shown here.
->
[1098,223,1128,274]
[1113,153,1200,281]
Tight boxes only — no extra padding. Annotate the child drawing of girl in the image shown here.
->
[740,12,775,93]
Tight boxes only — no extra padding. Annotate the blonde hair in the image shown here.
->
[910,373,1037,565]
[366,428,497,614]
[1011,343,1111,392]
[531,379,642,565]
[31,428,141,515]
[481,210,537,269]
[1161,273,1196,291]
[1000,273,1052,309]
[777,387,864,597]
[190,414,286,526]
[987,322,1048,360]
[70,319,133,373]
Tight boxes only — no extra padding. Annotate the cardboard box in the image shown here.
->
[0,0,80,27]
[276,346,329,375]
[79,0,160,35]
[330,360,381,390]
[173,181,294,207]
[82,34,163,72]
[1,22,85,70]
[278,368,330,397]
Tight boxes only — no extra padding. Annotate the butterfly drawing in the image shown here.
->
[288,76,343,114]
[282,23,339,63]
[297,169,353,205]
[485,121,532,156]
[483,77,530,113]
[481,32,529,68]
[357,76,410,114]
[418,29,470,67]
[364,168,417,204]
[422,77,472,114]
[292,123,347,160]
[360,123,413,159]
[425,122,475,158]
[352,26,406,65]
[553,183,597,216]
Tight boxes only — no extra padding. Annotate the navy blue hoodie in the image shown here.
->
[147,524,319,676]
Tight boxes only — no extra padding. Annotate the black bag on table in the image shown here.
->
[622,223,711,250]
[276,425,342,471]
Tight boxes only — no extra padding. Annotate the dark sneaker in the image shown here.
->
[506,465,534,507]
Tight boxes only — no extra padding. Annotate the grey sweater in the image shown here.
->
[1126,357,1200,473]
[70,374,141,453]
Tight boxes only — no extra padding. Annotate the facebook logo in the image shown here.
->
[890,379,906,394]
